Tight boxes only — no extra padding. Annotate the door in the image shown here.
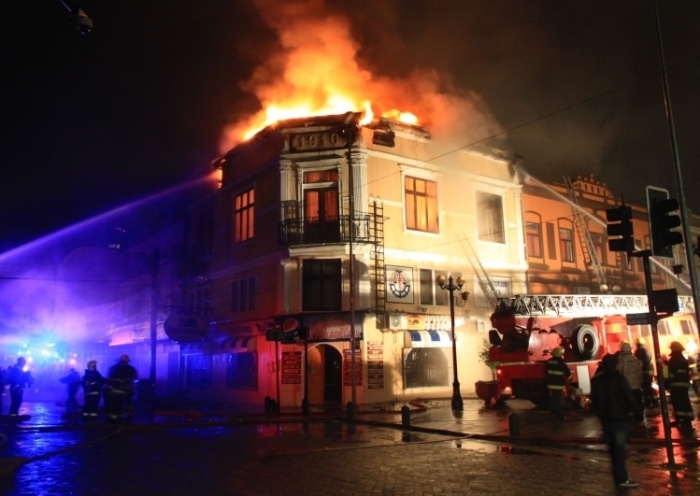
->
[304,187,339,243]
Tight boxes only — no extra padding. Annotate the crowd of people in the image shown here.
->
[0,354,138,422]
[545,338,698,490]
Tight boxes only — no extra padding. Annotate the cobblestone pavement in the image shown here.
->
[0,398,698,496]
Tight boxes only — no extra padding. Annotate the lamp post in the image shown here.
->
[438,274,465,411]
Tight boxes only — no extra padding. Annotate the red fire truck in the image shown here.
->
[476,294,698,409]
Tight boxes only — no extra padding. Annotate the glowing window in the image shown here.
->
[405,177,439,233]
[234,188,255,243]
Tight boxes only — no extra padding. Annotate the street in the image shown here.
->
[0,398,698,495]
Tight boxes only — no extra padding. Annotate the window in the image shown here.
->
[419,269,448,306]
[226,352,258,390]
[185,354,211,389]
[234,188,255,243]
[405,177,438,233]
[477,192,505,243]
[525,217,543,258]
[303,259,342,311]
[403,348,449,388]
[187,286,210,312]
[589,232,605,265]
[231,277,256,313]
[559,224,575,263]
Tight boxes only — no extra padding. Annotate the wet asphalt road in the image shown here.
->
[0,398,698,495]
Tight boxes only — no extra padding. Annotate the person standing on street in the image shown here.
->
[60,368,81,409]
[81,360,104,419]
[6,357,33,417]
[105,355,137,422]
[590,353,642,489]
[667,341,694,428]
[545,347,571,419]
[616,341,644,417]
[634,337,657,408]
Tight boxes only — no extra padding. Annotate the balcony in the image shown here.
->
[279,214,371,246]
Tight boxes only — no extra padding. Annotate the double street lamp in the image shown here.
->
[437,274,466,411]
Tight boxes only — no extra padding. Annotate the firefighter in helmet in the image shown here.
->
[633,337,657,408]
[105,355,138,422]
[667,341,694,428]
[545,346,571,419]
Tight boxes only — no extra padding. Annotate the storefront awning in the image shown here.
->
[404,330,452,348]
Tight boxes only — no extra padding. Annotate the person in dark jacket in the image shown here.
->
[545,347,571,419]
[6,357,33,417]
[81,360,104,418]
[60,368,81,408]
[105,355,137,421]
[590,354,642,489]
[667,341,694,428]
[634,337,657,408]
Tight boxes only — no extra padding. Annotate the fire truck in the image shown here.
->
[477,294,698,409]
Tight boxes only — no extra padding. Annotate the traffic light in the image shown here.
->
[650,197,683,258]
[606,205,634,253]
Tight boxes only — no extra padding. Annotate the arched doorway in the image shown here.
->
[307,344,343,405]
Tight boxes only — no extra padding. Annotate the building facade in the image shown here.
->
[178,113,527,408]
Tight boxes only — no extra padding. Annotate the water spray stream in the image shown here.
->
[0,171,217,264]
[515,165,691,289]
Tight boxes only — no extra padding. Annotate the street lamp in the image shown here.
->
[437,274,466,411]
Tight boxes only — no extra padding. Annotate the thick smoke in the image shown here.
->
[219,0,503,152]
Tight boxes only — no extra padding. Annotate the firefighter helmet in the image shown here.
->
[670,341,685,353]
[635,337,646,345]
[620,341,632,352]
[552,347,564,357]
[120,354,131,362]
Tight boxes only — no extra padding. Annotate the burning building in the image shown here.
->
[178,112,526,408]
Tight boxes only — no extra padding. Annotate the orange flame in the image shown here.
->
[220,0,502,153]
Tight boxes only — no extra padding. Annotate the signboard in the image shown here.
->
[281,351,302,384]
[366,341,384,389]
[626,312,650,326]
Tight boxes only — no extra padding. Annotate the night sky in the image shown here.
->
[2,0,700,252]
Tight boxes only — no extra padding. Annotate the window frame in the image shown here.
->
[405,176,439,233]
[233,187,255,243]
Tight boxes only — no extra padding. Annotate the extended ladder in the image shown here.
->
[564,176,607,290]
[499,293,694,317]
[458,234,499,308]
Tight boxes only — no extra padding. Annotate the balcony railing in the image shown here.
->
[279,215,371,246]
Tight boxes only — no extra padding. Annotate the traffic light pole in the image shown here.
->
[653,1,700,345]
[638,249,676,469]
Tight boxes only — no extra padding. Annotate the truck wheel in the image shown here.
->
[573,324,600,359]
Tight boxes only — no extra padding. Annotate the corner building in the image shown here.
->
[183,113,527,409]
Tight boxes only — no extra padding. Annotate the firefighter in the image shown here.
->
[81,360,105,419]
[634,337,657,408]
[6,357,33,417]
[616,341,643,417]
[105,355,137,422]
[545,346,571,419]
[667,341,694,428]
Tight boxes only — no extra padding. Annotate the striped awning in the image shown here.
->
[404,330,452,348]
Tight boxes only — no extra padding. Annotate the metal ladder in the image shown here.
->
[563,176,608,290]
[369,198,386,317]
